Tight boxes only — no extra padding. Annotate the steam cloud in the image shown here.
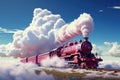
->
[0,58,54,80]
[0,57,120,80]
[0,8,93,58]
[56,13,94,43]
[41,56,68,67]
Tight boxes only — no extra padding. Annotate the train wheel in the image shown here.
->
[80,63,86,69]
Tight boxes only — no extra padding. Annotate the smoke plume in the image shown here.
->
[56,13,94,43]
[0,8,94,58]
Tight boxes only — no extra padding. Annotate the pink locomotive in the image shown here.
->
[21,37,102,68]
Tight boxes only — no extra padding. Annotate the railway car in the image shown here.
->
[21,37,103,68]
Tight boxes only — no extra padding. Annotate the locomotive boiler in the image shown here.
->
[21,37,102,68]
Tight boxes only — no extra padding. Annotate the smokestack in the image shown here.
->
[84,37,88,41]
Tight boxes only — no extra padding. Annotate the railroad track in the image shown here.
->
[84,68,120,72]
[67,64,120,72]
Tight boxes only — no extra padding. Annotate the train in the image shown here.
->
[21,37,103,68]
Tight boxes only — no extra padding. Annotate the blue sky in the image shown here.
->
[0,0,120,45]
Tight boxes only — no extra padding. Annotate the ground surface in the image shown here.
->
[34,67,120,80]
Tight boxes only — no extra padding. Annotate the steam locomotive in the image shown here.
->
[21,37,102,68]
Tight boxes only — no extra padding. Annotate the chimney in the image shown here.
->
[84,37,88,41]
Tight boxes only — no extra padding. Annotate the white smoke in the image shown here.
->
[56,13,94,43]
[0,57,120,80]
[41,56,68,67]
[0,57,54,80]
[0,8,94,58]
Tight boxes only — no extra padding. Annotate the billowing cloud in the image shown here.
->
[0,27,18,33]
[0,43,13,57]
[56,13,94,43]
[104,42,120,57]
[41,56,67,67]
[92,44,103,56]
[0,57,120,80]
[104,42,112,46]
[0,8,94,58]
[92,42,120,57]
[0,57,54,80]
